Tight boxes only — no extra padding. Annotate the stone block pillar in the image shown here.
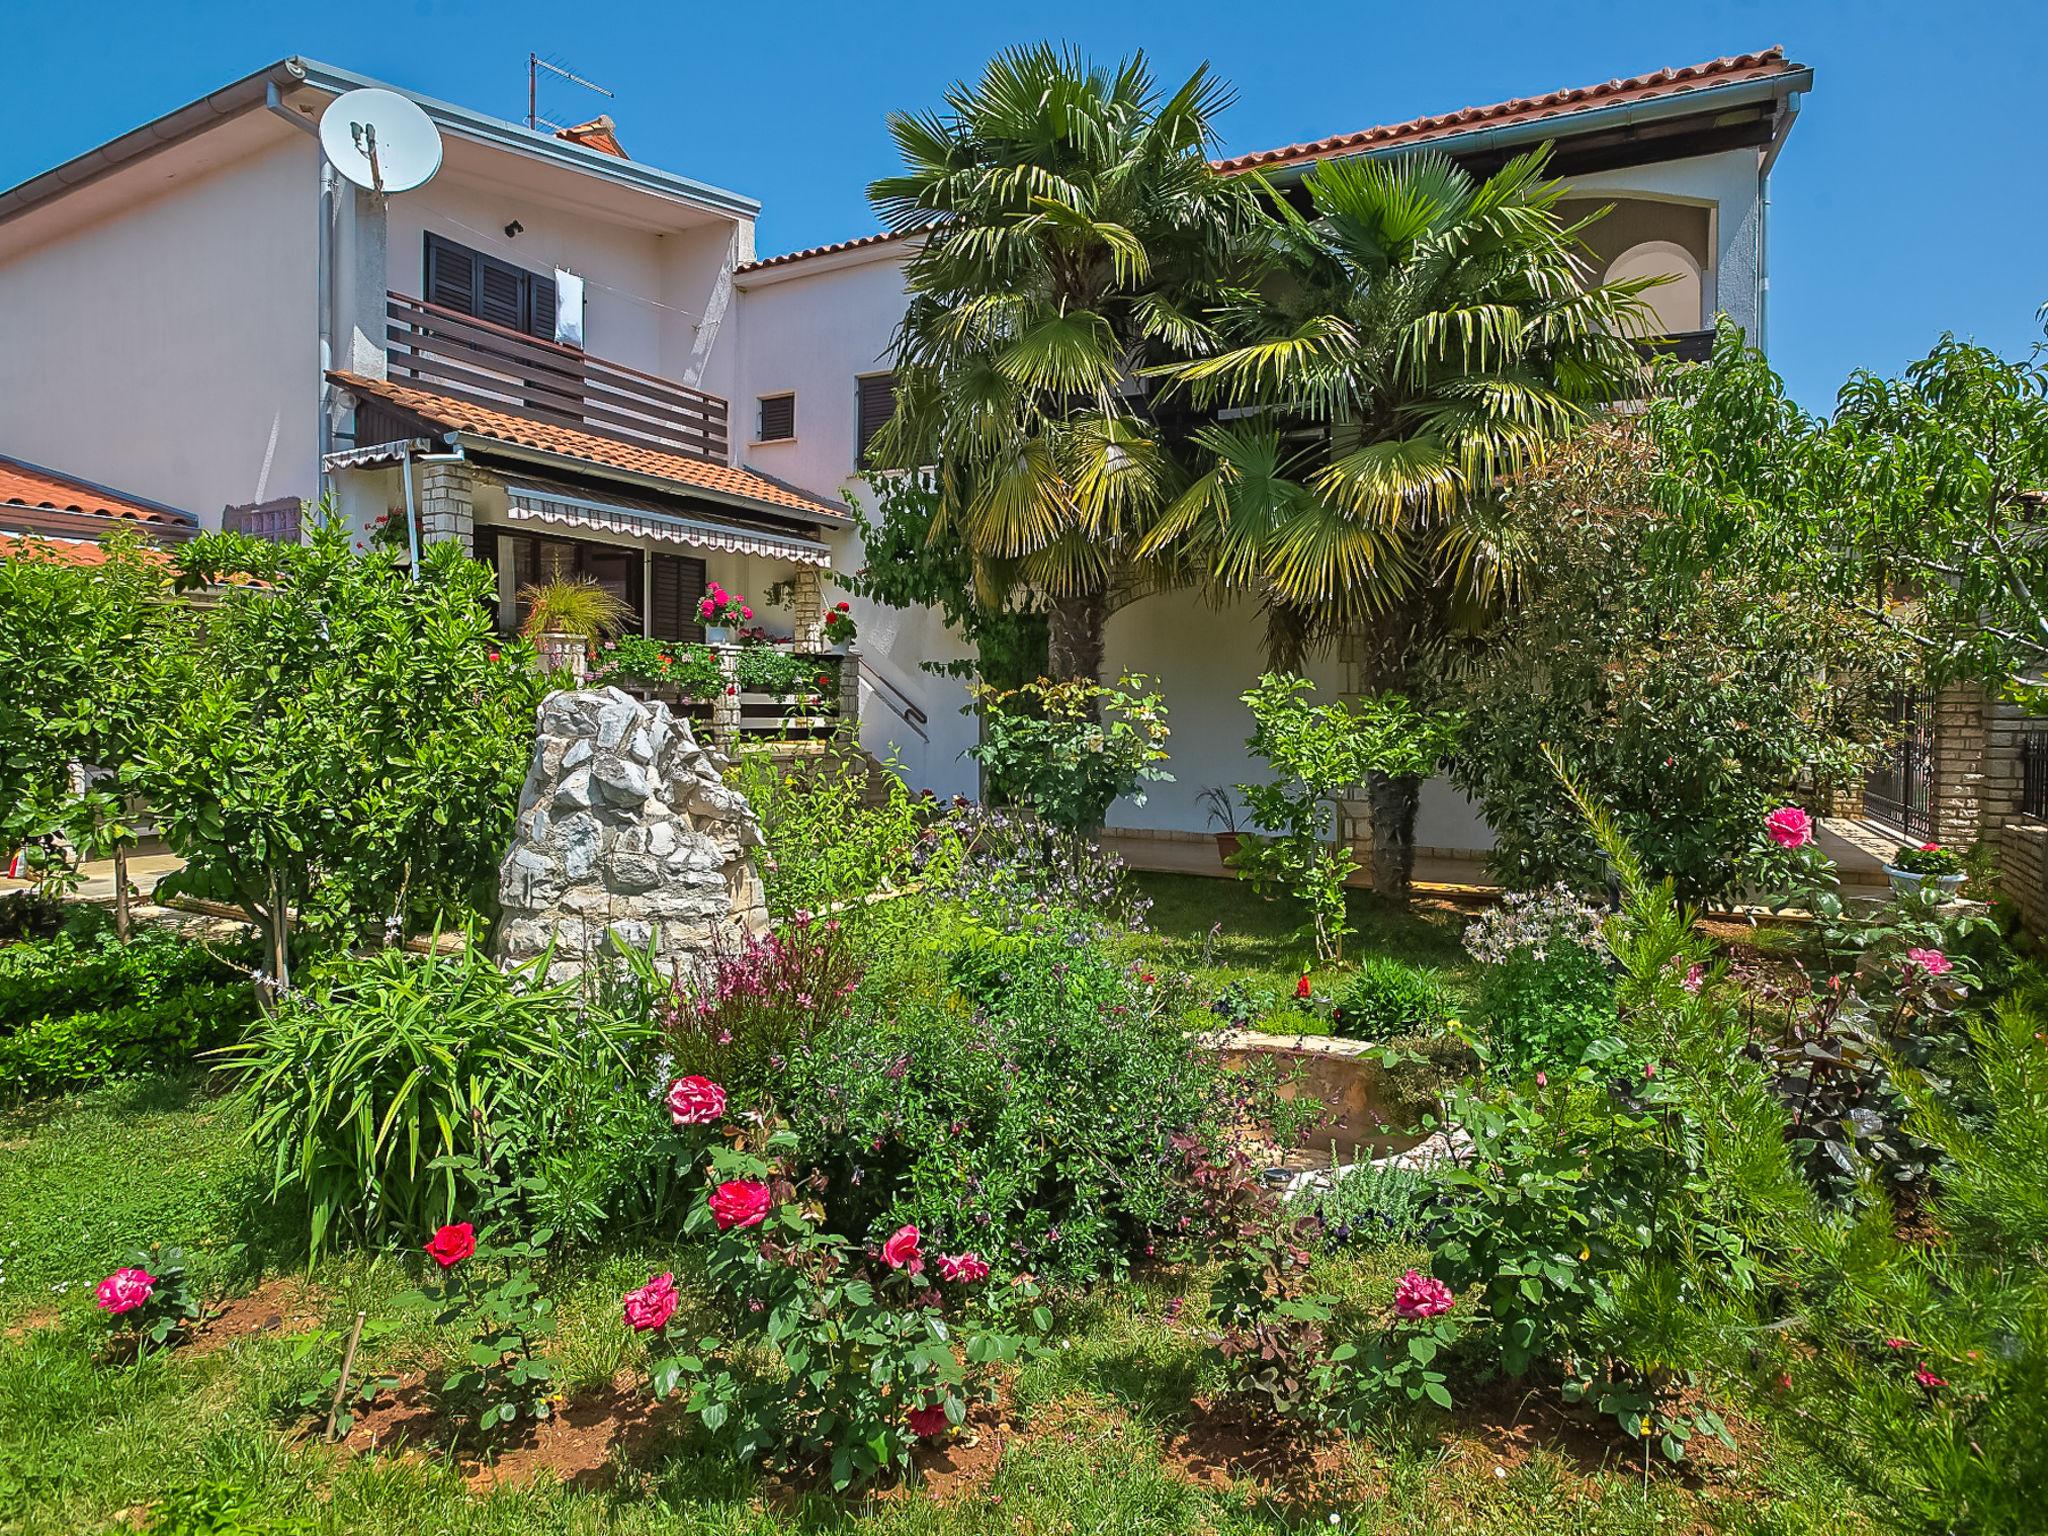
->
[1930,681,1991,848]
[417,461,475,555]
[791,565,826,648]
[836,650,862,743]
[710,647,742,748]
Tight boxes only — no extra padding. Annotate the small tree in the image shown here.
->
[967,673,1171,834]
[0,531,184,935]
[1233,674,1453,959]
[134,520,545,991]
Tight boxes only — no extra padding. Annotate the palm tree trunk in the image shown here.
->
[1367,769,1421,899]
[1046,589,1106,685]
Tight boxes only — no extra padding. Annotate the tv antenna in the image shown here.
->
[527,53,614,133]
[319,88,443,198]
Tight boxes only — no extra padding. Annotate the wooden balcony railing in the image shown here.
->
[385,292,729,463]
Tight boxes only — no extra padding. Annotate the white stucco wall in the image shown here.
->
[734,249,982,799]
[0,135,319,525]
[1572,147,1766,344]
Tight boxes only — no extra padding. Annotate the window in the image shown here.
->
[424,232,558,342]
[855,372,898,468]
[757,393,796,443]
[650,552,708,642]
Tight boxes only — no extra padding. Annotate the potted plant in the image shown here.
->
[1884,840,1968,895]
[1198,785,1241,864]
[821,601,857,654]
[517,578,633,683]
[697,584,752,646]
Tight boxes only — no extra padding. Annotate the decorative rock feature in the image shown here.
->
[496,687,767,983]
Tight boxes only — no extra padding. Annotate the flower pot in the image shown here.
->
[534,630,588,683]
[705,625,734,646]
[1883,865,1967,896]
[1215,831,1242,865]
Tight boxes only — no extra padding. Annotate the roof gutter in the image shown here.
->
[0,59,306,226]
[1239,67,1815,183]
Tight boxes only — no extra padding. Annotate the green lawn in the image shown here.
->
[0,1072,1865,1536]
[1120,871,1479,1030]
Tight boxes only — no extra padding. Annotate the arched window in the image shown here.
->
[1604,240,1704,337]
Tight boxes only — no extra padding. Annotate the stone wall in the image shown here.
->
[495,687,768,983]
[1921,682,2048,936]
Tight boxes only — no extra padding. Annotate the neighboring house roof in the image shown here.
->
[737,227,921,274]
[744,47,1807,272]
[0,534,173,568]
[1212,47,1805,174]
[330,372,849,525]
[0,56,758,231]
[0,453,199,545]
[556,115,627,159]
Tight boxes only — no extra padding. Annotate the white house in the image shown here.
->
[0,46,1811,874]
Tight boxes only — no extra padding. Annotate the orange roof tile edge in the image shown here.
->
[0,533,173,567]
[739,50,1801,272]
[1212,47,1802,174]
[329,373,846,522]
[556,115,627,160]
[0,453,197,528]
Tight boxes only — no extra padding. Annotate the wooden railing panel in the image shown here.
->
[385,293,729,463]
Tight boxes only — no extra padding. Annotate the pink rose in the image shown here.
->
[937,1251,990,1284]
[622,1271,678,1332]
[1393,1268,1454,1319]
[880,1224,924,1274]
[708,1179,771,1231]
[95,1267,155,1316]
[424,1222,475,1269]
[1764,806,1814,850]
[666,1075,727,1127]
[1903,947,1953,978]
[741,606,753,620]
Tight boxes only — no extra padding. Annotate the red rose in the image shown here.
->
[1296,975,1312,999]
[622,1271,678,1332]
[708,1179,771,1231]
[836,601,850,611]
[880,1223,924,1274]
[937,1251,989,1283]
[665,1074,726,1127]
[906,1403,950,1438]
[488,651,500,662]
[424,1222,475,1269]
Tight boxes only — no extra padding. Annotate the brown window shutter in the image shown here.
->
[650,553,707,641]
[426,233,553,341]
[757,394,795,442]
[529,271,558,342]
[856,372,898,467]
[478,258,526,331]
[424,232,477,313]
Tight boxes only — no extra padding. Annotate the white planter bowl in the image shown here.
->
[1883,865,1967,896]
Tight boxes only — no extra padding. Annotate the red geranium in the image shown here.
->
[424,1222,476,1269]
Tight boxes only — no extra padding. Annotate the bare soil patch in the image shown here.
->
[187,1276,326,1355]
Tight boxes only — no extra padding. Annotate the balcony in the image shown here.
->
[1634,328,1716,365]
[384,292,729,464]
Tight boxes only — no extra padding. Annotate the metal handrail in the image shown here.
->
[858,655,930,742]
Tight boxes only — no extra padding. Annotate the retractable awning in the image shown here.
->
[502,479,832,568]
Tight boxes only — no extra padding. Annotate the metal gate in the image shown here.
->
[1864,690,1934,841]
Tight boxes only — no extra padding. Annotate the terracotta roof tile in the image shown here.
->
[739,50,1802,273]
[329,372,846,523]
[0,533,172,567]
[0,454,196,529]
[1212,47,1803,174]
[735,226,923,274]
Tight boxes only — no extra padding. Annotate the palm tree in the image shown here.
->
[866,44,1259,681]
[1145,146,1658,895]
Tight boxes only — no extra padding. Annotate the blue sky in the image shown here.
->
[9,0,2044,408]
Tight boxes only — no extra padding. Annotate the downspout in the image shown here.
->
[265,83,335,515]
[400,441,420,581]
[1755,91,1803,357]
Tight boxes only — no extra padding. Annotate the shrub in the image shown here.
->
[773,922,1300,1280]
[727,751,947,917]
[1299,1161,1444,1252]
[1464,885,1615,1071]
[933,800,1151,936]
[0,920,257,1094]
[1330,957,1452,1040]
[218,945,655,1254]
[967,674,1172,834]
[631,1116,1041,1491]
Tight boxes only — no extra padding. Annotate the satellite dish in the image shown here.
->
[319,88,443,196]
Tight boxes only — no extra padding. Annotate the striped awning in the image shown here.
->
[502,480,832,567]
